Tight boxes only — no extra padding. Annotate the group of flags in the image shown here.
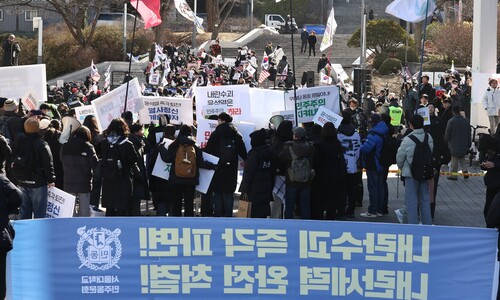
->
[90,60,111,93]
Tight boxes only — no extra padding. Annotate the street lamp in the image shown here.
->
[32,17,43,64]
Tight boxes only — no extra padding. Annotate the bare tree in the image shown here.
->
[153,0,174,45]
[207,0,240,40]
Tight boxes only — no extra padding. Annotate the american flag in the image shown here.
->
[258,69,270,84]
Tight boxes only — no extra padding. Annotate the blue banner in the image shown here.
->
[8,218,498,299]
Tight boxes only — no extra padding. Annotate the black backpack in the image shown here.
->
[408,133,434,181]
[372,132,400,170]
[218,138,236,166]
[101,141,124,181]
[10,137,37,182]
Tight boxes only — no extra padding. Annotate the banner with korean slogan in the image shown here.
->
[312,106,343,129]
[8,218,498,299]
[151,139,173,180]
[249,88,286,129]
[92,78,144,130]
[45,187,76,218]
[139,96,194,125]
[195,85,251,122]
[0,64,47,103]
[272,110,296,127]
[21,90,38,111]
[284,86,341,123]
[74,105,98,127]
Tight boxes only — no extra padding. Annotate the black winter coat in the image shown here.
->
[148,137,175,193]
[482,152,500,189]
[100,137,138,211]
[279,139,315,188]
[204,122,247,193]
[60,138,98,193]
[129,134,150,200]
[239,144,274,218]
[0,174,22,250]
[312,138,346,210]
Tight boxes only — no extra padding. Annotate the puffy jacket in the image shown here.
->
[396,128,434,178]
[279,139,315,187]
[360,121,389,172]
[60,138,98,193]
[482,87,500,116]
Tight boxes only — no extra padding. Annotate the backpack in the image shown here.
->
[408,133,434,181]
[219,138,236,166]
[101,142,124,181]
[287,145,313,183]
[10,137,37,181]
[372,132,400,170]
[0,116,12,143]
[175,144,197,178]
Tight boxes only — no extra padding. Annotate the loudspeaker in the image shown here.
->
[59,116,81,144]
[306,71,315,87]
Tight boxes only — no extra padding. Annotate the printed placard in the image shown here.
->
[45,187,76,218]
[312,106,343,128]
[139,96,193,125]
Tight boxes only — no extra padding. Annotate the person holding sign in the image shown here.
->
[60,126,98,217]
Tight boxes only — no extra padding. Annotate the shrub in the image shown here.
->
[424,58,449,72]
[373,52,389,70]
[425,21,472,66]
[395,47,419,63]
[379,58,402,75]
[348,19,412,54]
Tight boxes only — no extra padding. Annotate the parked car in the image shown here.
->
[264,14,298,34]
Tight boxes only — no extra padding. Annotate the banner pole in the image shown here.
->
[124,0,140,114]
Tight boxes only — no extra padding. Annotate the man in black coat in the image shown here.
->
[2,34,20,66]
[204,112,247,217]
[317,54,329,73]
[300,28,309,54]
[418,74,435,100]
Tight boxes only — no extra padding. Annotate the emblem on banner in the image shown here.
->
[77,226,122,271]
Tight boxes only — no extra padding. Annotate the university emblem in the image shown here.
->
[77,226,122,271]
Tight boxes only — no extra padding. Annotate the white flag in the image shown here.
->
[90,60,100,82]
[320,7,337,52]
[174,0,205,33]
[104,64,111,91]
[385,0,436,23]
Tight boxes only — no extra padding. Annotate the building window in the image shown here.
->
[0,10,4,21]
[25,10,38,21]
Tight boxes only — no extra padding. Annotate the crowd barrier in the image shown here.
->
[7,217,498,299]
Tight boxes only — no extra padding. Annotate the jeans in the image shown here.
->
[285,185,311,219]
[366,171,384,214]
[404,177,432,225]
[19,185,48,219]
[450,156,468,179]
[72,193,91,217]
[489,116,500,135]
[172,184,195,217]
[212,192,234,217]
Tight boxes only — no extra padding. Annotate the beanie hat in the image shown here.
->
[293,127,307,139]
[250,128,267,148]
[3,99,17,112]
[370,113,381,124]
[24,118,40,133]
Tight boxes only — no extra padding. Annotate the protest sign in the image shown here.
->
[195,85,251,121]
[0,64,47,103]
[151,139,173,180]
[272,110,296,127]
[21,90,38,111]
[196,152,219,194]
[312,106,343,128]
[45,187,76,218]
[284,86,340,123]
[196,119,218,148]
[417,106,431,126]
[234,122,255,153]
[139,96,193,125]
[92,78,144,130]
[249,88,286,129]
[149,73,160,86]
[74,105,96,125]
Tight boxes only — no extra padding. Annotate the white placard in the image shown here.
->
[272,110,296,127]
[149,73,160,86]
[74,105,96,125]
[21,90,38,111]
[195,85,251,121]
[151,139,173,180]
[45,187,76,218]
[284,86,340,123]
[0,64,47,103]
[196,119,218,148]
[417,106,431,126]
[234,122,255,153]
[312,106,343,128]
[248,88,286,129]
[196,152,219,194]
[139,96,193,125]
[92,78,144,130]
[56,80,64,88]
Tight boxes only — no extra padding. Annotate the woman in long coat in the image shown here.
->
[100,118,138,216]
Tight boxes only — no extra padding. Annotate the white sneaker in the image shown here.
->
[394,209,404,224]
[360,212,378,218]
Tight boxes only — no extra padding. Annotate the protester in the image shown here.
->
[280,126,315,219]
[129,123,150,216]
[2,34,20,66]
[100,118,138,216]
[307,30,317,57]
[396,114,434,225]
[82,115,104,212]
[239,128,273,218]
[445,105,471,180]
[204,112,247,217]
[270,120,293,219]
[60,126,98,217]
[0,173,22,299]
[481,138,500,222]
[482,78,500,135]
[311,122,346,220]
[13,118,55,219]
[300,28,309,54]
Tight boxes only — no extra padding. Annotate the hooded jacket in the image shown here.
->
[60,137,98,193]
[360,121,389,172]
[338,123,361,174]
[396,128,434,178]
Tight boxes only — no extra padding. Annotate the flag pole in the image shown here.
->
[124,0,140,114]
[416,0,430,113]
[289,0,299,127]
